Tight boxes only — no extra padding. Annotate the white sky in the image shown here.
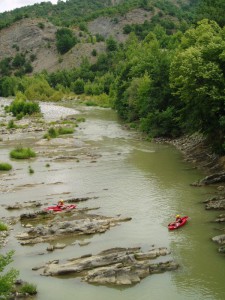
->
[0,0,66,13]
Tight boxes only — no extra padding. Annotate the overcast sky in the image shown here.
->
[0,0,66,13]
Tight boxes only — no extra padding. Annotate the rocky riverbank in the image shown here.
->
[155,134,225,174]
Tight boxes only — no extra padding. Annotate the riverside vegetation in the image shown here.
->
[0,1,225,154]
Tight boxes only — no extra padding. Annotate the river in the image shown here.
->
[1,102,225,300]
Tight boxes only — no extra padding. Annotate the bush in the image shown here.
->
[6,92,40,117]
[72,78,85,94]
[7,120,17,129]
[56,28,77,54]
[43,126,74,139]
[19,283,37,295]
[0,222,8,231]
[10,146,36,159]
[28,166,34,174]
[58,127,74,135]
[0,163,12,171]
[43,127,58,139]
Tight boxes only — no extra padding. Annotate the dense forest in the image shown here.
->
[0,0,225,154]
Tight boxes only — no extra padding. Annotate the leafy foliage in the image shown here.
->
[19,283,37,295]
[194,0,225,27]
[0,163,12,171]
[170,19,225,152]
[0,251,19,298]
[56,28,78,54]
[43,126,75,139]
[5,92,40,117]
[10,146,36,159]
[0,222,8,231]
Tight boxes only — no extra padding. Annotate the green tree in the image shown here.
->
[170,19,225,152]
[0,58,12,76]
[106,36,118,51]
[72,78,85,94]
[56,28,77,54]
[12,53,26,68]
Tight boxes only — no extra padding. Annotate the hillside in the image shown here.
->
[0,0,196,75]
[0,7,159,73]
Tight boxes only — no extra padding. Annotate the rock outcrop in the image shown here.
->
[16,214,131,245]
[34,247,178,285]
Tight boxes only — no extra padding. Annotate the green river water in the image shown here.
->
[0,103,225,300]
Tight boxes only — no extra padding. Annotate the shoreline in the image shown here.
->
[154,134,225,175]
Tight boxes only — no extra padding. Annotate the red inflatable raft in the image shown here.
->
[168,216,188,230]
[44,204,77,212]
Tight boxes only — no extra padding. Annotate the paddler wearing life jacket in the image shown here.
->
[57,199,64,208]
[176,215,182,223]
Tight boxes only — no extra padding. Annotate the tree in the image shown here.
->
[72,78,84,94]
[106,36,118,52]
[0,251,19,298]
[170,19,225,152]
[56,28,77,54]
[12,53,26,68]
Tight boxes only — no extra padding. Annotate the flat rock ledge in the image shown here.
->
[192,172,225,186]
[16,216,131,245]
[203,196,225,210]
[33,247,178,286]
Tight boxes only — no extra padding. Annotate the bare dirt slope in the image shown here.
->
[0,8,157,73]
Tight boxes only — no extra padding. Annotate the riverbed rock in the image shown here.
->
[192,172,225,186]
[214,214,225,223]
[212,234,225,244]
[16,215,132,245]
[5,200,42,210]
[35,246,178,286]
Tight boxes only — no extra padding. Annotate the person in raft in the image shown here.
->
[57,199,65,208]
[176,215,182,223]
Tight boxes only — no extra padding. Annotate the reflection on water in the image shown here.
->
[1,103,225,300]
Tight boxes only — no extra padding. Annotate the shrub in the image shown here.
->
[43,126,74,139]
[85,101,97,106]
[38,22,45,29]
[10,146,36,159]
[91,49,97,56]
[43,127,58,139]
[76,117,85,122]
[28,166,34,174]
[19,283,37,295]
[0,163,12,171]
[12,53,25,68]
[56,28,77,54]
[7,120,17,129]
[58,127,74,135]
[6,92,40,117]
[72,78,85,94]
[0,222,8,231]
